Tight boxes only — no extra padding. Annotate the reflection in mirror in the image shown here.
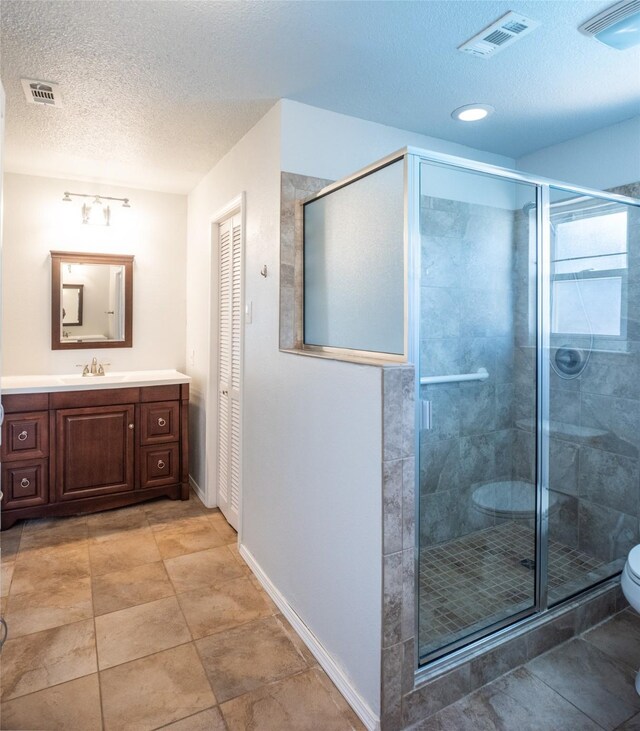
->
[62,284,83,326]
[51,251,133,350]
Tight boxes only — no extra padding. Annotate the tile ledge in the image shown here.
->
[280,347,408,369]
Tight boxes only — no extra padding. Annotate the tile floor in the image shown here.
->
[0,494,364,731]
[413,607,640,731]
[420,521,605,657]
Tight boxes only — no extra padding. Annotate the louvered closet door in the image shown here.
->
[216,213,241,530]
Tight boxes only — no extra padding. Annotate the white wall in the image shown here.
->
[517,116,640,190]
[280,98,514,181]
[186,101,383,717]
[2,173,187,375]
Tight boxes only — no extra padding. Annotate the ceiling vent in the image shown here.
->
[458,11,541,58]
[21,79,63,108]
[579,0,640,50]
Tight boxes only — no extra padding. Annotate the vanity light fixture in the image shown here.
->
[451,104,495,122]
[62,191,131,226]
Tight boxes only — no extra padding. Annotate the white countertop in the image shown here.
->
[1,369,191,395]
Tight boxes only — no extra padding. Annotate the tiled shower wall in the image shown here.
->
[513,182,640,567]
[419,195,524,547]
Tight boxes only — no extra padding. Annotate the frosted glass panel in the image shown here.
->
[303,160,404,354]
[552,277,622,336]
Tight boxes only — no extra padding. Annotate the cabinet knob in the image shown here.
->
[157,417,167,427]
[17,430,28,442]
[157,460,165,470]
[128,423,134,430]
[20,478,30,488]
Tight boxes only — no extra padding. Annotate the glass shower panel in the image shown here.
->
[547,188,640,605]
[418,161,539,660]
[303,160,405,355]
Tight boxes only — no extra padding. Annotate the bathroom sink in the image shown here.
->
[56,374,129,386]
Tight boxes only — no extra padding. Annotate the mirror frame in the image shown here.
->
[51,251,134,350]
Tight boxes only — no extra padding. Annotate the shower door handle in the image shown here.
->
[420,400,432,430]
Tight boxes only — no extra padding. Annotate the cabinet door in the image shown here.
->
[140,401,180,445]
[56,405,135,500]
[1,411,49,462]
[140,444,180,489]
[2,459,49,509]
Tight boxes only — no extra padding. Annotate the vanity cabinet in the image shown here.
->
[0,384,189,529]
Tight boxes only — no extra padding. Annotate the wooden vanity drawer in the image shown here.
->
[1,411,49,462]
[140,401,180,445]
[2,459,49,509]
[140,444,180,488]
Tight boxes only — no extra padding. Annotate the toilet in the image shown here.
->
[621,545,640,694]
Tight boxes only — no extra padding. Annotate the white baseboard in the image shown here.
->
[239,544,380,731]
[189,475,216,508]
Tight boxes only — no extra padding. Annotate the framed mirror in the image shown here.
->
[51,251,134,350]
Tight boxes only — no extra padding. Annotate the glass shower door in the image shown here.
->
[546,188,640,605]
[418,160,540,661]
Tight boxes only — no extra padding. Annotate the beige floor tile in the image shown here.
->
[145,498,209,528]
[89,527,161,576]
[164,546,244,594]
[153,515,227,558]
[207,512,237,544]
[11,543,90,596]
[0,526,23,562]
[274,614,317,666]
[220,667,364,731]
[21,514,87,534]
[1,561,15,598]
[96,595,192,669]
[177,576,272,639]
[248,573,279,614]
[0,673,102,730]
[160,706,226,730]
[196,615,308,703]
[5,576,93,638]
[92,560,175,615]
[19,515,88,552]
[1,618,97,700]
[87,504,150,539]
[100,643,216,731]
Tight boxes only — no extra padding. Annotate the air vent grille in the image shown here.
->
[484,30,512,46]
[580,0,640,35]
[20,79,63,108]
[458,11,541,58]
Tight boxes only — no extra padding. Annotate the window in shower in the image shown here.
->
[551,205,628,340]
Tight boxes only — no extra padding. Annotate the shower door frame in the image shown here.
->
[408,147,640,677]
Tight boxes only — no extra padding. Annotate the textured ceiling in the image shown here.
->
[1,0,639,193]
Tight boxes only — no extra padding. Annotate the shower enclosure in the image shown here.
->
[301,147,640,667]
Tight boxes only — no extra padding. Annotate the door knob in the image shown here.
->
[128,423,134,430]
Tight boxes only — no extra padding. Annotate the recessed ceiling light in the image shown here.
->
[451,104,495,122]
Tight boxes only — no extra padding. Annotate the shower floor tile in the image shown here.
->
[419,521,605,658]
